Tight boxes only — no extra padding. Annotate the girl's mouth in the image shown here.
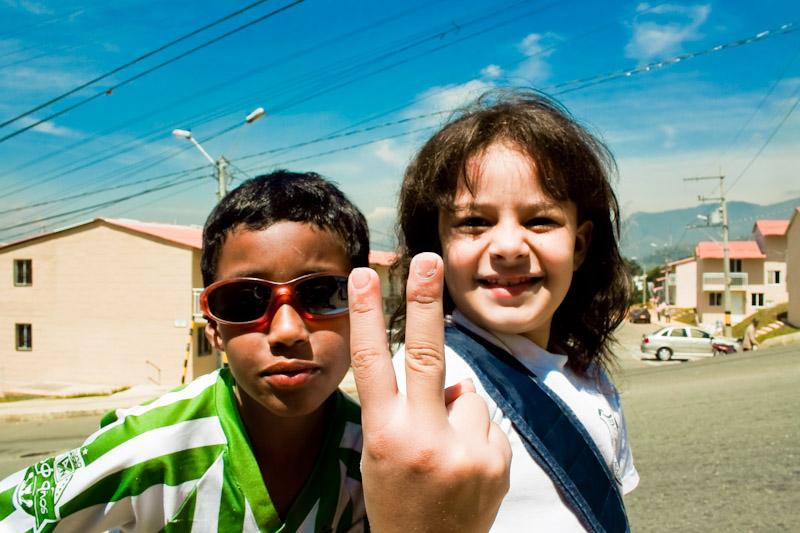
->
[478,276,542,297]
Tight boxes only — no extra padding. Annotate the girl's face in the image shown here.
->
[437,142,592,348]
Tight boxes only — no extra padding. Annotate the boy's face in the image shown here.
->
[205,221,351,419]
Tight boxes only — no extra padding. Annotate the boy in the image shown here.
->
[0,171,369,531]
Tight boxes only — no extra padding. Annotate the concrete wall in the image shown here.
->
[673,260,697,308]
[0,223,197,389]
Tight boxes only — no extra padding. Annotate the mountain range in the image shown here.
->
[620,196,800,269]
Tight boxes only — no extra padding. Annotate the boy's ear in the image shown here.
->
[205,321,225,351]
[572,220,593,271]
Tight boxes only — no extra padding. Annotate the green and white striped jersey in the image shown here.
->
[0,369,366,533]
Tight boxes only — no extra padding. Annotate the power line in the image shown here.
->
[725,84,800,194]
[0,0,273,129]
[0,174,205,234]
[0,0,305,144]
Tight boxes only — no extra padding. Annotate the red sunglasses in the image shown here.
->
[200,272,349,327]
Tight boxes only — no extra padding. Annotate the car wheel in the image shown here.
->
[656,347,672,361]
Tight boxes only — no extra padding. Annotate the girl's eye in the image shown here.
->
[456,216,490,229]
[526,217,558,228]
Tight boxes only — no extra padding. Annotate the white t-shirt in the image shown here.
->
[393,311,639,532]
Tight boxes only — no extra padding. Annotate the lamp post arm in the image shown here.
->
[189,136,215,165]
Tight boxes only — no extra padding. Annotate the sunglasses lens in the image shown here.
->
[207,280,272,323]
[296,275,348,316]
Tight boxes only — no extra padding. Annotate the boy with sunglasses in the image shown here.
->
[0,171,368,531]
[0,170,511,533]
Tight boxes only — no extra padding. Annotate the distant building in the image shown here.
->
[659,216,791,330]
[787,209,800,327]
[1,218,400,391]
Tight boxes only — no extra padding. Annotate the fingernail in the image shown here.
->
[350,268,371,290]
[414,254,438,278]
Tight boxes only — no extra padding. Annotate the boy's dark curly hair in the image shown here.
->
[201,170,369,286]
[391,89,630,375]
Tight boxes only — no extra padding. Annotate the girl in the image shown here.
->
[391,89,639,532]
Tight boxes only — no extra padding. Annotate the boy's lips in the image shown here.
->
[260,360,321,388]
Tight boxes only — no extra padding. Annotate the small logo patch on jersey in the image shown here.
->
[13,447,87,532]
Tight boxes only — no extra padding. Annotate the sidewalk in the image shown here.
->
[0,371,360,423]
[0,383,173,423]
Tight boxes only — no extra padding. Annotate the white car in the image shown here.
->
[640,326,740,361]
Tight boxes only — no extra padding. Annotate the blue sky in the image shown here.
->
[0,0,798,250]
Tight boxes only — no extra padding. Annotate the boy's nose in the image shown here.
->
[488,224,528,261]
[267,303,310,347]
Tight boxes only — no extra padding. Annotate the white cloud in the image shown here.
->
[17,116,81,138]
[510,33,556,83]
[481,64,502,79]
[3,0,53,15]
[626,3,710,62]
[373,139,412,167]
[0,64,96,93]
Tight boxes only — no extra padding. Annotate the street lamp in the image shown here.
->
[172,107,265,201]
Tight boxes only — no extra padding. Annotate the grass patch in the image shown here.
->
[732,302,799,342]
[0,385,130,403]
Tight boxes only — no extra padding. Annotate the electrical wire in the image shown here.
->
[0,0,306,144]
[725,85,800,193]
[0,0,273,129]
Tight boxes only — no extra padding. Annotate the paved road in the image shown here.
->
[0,415,101,478]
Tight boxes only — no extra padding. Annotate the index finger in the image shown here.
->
[404,253,448,417]
[348,267,398,422]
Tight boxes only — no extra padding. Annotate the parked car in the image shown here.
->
[629,307,651,324]
[640,326,740,361]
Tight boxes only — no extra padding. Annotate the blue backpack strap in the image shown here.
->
[445,324,630,533]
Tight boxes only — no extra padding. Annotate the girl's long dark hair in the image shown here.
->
[390,89,630,375]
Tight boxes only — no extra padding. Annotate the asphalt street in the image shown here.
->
[0,320,708,480]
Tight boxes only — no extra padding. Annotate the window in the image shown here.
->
[668,328,687,337]
[196,329,212,356]
[690,328,710,339]
[13,259,32,286]
[708,292,722,306]
[768,270,781,285]
[729,259,742,273]
[15,323,32,351]
[751,293,764,307]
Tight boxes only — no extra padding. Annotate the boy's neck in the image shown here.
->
[235,389,337,520]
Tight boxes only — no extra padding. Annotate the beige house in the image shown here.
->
[787,209,800,327]
[660,218,791,329]
[663,256,697,308]
[1,218,400,392]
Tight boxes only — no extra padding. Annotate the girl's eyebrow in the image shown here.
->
[453,199,563,212]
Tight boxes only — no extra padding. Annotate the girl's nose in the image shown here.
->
[488,223,529,261]
[267,303,310,348]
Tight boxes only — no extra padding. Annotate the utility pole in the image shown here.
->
[215,156,228,201]
[685,175,731,336]
[172,106,265,202]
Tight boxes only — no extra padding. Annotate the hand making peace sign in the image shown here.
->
[348,252,511,532]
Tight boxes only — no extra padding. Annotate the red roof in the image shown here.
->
[695,240,765,260]
[3,217,397,267]
[667,256,694,267]
[104,218,202,249]
[753,219,789,237]
[368,250,397,266]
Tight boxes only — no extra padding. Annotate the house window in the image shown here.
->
[751,293,764,307]
[13,259,32,286]
[767,270,781,285]
[196,329,212,356]
[729,259,742,273]
[708,292,722,306]
[15,323,32,351]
